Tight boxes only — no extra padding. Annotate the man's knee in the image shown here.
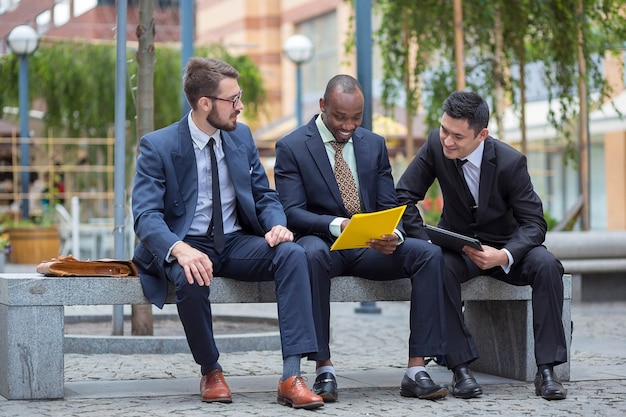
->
[174,279,210,303]
[297,235,331,265]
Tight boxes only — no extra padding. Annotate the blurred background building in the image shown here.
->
[1,0,625,230]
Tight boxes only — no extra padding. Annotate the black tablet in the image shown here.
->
[425,225,483,253]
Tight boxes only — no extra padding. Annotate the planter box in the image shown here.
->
[8,227,60,264]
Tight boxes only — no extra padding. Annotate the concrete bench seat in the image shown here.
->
[0,273,571,400]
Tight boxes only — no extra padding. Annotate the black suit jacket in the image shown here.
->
[396,129,547,263]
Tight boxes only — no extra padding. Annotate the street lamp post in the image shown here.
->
[6,25,39,220]
[283,34,314,127]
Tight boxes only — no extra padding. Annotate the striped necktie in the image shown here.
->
[330,141,360,216]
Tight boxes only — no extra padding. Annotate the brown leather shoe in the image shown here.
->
[200,369,232,403]
[277,376,324,409]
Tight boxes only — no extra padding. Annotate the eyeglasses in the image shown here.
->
[206,90,243,108]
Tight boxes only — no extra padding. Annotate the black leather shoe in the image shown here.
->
[534,368,567,400]
[312,372,338,402]
[400,371,448,400]
[450,365,482,399]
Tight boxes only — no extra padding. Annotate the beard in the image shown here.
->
[206,106,238,132]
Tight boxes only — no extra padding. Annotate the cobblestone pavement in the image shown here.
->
[2,281,626,416]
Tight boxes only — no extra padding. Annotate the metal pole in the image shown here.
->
[296,63,303,127]
[18,55,30,220]
[112,0,128,335]
[180,0,194,116]
[354,0,380,314]
[355,0,373,131]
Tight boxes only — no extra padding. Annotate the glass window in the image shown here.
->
[297,12,338,98]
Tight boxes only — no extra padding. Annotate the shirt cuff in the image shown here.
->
[393,229,404,245]
[166,240,183,263]
[500,248,514,274]
[330,217,347,237]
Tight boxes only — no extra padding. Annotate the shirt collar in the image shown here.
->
[315,113,353,144]
[464,140,485,168]
[188,111,221,150]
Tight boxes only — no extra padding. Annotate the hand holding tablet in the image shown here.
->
[424,225,483,253]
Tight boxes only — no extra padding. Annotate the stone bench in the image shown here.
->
[545,230,626,301]
[0,273,571,400]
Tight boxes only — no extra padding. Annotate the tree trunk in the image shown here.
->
[576,0,590,230]
[493,2,506,142]
[453,0,465,90]
[132,0,156,336]
[402,19,415,158]
[519,49,528,156]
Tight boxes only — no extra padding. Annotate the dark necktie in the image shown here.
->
[330,141,360,216]
[456,158,477,211]
[207,137,225,253]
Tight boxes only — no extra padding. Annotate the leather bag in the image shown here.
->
[36,255,138,277]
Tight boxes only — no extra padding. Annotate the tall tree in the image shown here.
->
[131,0,156,336]
[453,0,466,91]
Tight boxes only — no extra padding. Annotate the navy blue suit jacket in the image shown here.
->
[132,114,286,307]
[274,115,404,239]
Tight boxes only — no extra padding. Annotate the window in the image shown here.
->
[297,12,338,98]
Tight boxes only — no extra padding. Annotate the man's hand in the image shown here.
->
[368,233,399,255]
[463,244,508,270]
[171,242,214,286]
[265,225,294,247]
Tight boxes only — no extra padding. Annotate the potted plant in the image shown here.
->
[1,212,60,265]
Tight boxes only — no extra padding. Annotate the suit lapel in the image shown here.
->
[220,131,247,191]
[304,122,346,210]
[477,137,497,222]
[352,130,371,211]
[172,119,198,212]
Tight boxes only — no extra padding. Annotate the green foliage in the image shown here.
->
[0,41,267,141]
[419,180,443,226]
[544,211,558,231]
[373,0,626,153]
[373,0,455,128]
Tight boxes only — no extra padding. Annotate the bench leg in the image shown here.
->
[464,300,571,382]
[0,305,64,399]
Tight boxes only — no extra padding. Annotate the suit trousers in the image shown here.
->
[167,232,318,368]
[442,245,568,369]
[298,235,447,361]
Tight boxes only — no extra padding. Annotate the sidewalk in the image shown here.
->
[2,263,626,416]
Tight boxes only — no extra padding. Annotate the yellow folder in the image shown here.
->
[330,205,407,251]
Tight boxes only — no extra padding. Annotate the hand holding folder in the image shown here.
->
[330,205,407,250]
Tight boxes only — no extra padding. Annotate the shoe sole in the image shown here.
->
[313,389,338,402]
[535,388,567,400]
[400,386,448,400]
[452,390,483,400]
[277,397,324,409]
[201,396,232,403]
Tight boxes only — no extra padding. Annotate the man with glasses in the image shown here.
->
[132,57,323,409]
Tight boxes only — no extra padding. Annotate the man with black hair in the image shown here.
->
[396,91,568,401]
